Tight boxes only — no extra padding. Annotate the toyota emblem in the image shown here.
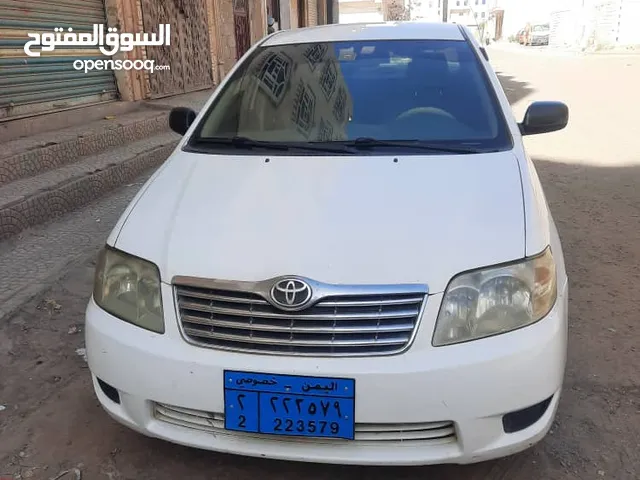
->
[270,278,312,310]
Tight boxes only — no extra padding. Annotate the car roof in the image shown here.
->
[262,21,466,46]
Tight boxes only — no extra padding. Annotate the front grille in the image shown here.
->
[174,279,427,356]
[154,403,456,445]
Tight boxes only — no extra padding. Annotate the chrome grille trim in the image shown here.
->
[154,403,457,445]
[173,275,428,357]
[178,300,422,321]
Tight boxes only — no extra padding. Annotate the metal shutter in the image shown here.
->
[0,0,118,121]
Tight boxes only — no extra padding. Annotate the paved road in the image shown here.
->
[1,48,639,480]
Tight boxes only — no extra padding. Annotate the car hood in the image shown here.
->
[112,150,526,294]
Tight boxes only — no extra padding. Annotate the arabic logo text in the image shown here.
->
[24,24,170,58]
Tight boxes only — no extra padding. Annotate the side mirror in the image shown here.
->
[169,107,197,136]
[519,101,568,136]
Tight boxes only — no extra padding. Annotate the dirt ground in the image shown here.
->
[1,48,639,480]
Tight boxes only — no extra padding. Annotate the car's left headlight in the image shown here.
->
[433,247,557,346]
[93,246,165,333]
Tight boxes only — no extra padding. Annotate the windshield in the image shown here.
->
[191,39,512,153]
[532,24,549,32]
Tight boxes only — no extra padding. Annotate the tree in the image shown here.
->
[384,0,421,21]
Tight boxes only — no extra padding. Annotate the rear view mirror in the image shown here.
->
[519,101,568,136]
[169,107,197,136]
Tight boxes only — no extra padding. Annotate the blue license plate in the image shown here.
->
[224,370,355,440]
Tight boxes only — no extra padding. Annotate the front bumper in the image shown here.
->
[85,281,568,466]
[531,36,550,45]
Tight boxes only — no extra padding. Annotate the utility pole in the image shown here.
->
[442,0,448,22]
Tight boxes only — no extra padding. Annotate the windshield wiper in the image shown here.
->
[193,136,356,154]
[343,137,484,154]
[193,136,290,151]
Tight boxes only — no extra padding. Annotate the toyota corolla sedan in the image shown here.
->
[85,22,569,466]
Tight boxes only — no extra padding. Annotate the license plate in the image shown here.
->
[224,370,355,440]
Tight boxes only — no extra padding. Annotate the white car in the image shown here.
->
[85,22,569,466]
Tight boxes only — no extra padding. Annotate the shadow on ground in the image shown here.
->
[495,71,536,105]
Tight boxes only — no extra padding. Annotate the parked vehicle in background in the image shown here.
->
[517,28,527,44]
[528,23,550,46]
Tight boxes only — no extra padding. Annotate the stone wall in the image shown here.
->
[206,0,222,84]
[308,0,319,25]
[291,0,300,27]
[250,0,268,45]
[104,0,147,101]
[110,0,330,100]
[214,0,239,81]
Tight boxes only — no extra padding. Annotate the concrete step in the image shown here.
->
[0,169,155,321]
[0,108,172,187]
[0,132,179,241]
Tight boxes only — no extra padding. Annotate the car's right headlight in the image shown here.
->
[432,247,557,346]
[93,246,165,333]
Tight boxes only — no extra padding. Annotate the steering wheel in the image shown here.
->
[390,107,458,138]
[395,107,456,123]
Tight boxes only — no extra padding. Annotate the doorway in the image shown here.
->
[233,0,251,59]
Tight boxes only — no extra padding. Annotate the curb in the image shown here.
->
[0,141,177,241]
[0,112,169,187]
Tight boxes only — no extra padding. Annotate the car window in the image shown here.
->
[193,39,511,151]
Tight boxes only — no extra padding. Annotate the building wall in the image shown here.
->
[309,0,320,24]
[332,0,341,22]
[105,0,147,101]
[447,0,490,25]
[113,0,332,101]
[317,0,328,23]
[340,11,384,21]
[549,0,640,50]
[212,0,238,81]
[618,0,640,45]
[282,0,329,28]
[250,0,268,45]
[206,0,222,84]
[108,0,269,100]
[412,0,443,21]
[339,0,384,22]
[495,0,557,38]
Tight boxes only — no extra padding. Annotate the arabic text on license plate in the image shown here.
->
[224,371,355,440]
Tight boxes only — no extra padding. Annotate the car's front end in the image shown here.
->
[530,25,550,46]
[85,22,569,466]
[86,270,567,465]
